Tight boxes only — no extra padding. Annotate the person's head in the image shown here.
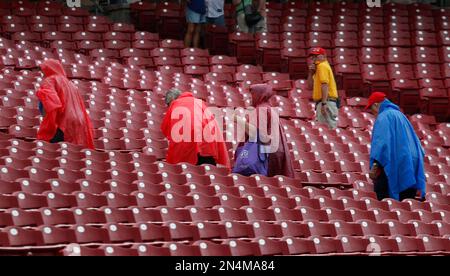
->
[309,47,327,64]
[40,59,67,78]
[165,88,182,106]
[250,84,274,107]
[365,92,387,117]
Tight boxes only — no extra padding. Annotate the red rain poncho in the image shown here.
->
[161,92,231,168]
[36,59,94,149]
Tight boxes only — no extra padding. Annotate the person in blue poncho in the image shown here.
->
[366,92,426,201]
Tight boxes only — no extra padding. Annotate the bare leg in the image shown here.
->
[193,23,203,48]
[184,22,195,48]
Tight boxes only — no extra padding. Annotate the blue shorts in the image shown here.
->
[186,7,206,24]
[206,15,225,26]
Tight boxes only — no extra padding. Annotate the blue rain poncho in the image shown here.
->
[370,100,426,200]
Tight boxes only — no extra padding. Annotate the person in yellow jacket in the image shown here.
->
[307,47,339,129]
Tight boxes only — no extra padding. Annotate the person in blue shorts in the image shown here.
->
[184,0,206,48]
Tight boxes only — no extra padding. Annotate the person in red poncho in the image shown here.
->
[36,59,94,149]
[161,88,230,168]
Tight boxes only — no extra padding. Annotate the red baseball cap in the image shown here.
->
[309,47,326,56]
[365,92,387,110]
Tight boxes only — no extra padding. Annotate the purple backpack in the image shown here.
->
[232,136,268,176]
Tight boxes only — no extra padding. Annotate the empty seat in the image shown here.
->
[2,227,43,246]
[130,243,170,256]
[222,239,261,256]
[164,221,200,241]
[193,240,232,256]
[308,236,340,254]
[71,225,110,244]
[336,235,370,254]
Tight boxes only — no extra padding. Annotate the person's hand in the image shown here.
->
[369,163,379,180]
[416,190,424,201]
[308,63,316,74]
[321,102,329,115]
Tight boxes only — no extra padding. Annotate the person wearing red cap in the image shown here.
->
[307,47,339,129]
[365,91,387,116]
[366,92,426,201]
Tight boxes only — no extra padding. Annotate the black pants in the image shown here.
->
[374,168,417,201]
[196,155,217,166]
[50,128,64,143]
